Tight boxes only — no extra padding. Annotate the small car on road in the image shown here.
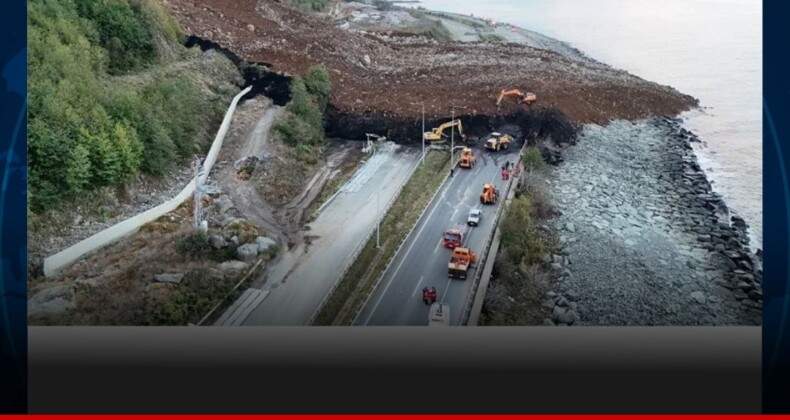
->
[467,208,481,227]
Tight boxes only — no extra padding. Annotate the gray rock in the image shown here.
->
[155,273,185,284]
[556,296,569,307]
[543,318,556,326]
[552,305,568,318]
[565,222,576,233]
[550,263,562,271]
[231,235,240,245]
[74,277,104,287]
[552,254,563,264]
[689,291,706,304]
[219,260,251,276]
[28,285,76,316]
[255,236,277,253]
[362,54,371,66]
[210,235,228,249]
[565,290,580,301]
[556,309,577,325]
[546,291,557,298]
[236,243,259,262]
[214,195,234,214]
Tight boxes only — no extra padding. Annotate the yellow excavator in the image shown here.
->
[496,89,537,108]
[424,119,466,142]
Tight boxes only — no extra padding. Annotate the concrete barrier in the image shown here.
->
[462,142,526,325]
[43,86,253,278]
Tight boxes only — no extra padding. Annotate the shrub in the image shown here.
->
[426,21,453,42]
[175,231,212,258]
[290,0,326,12]
[480,33,505,43]
[304,65,332,112]
[522,147,546,172]
[272,69,331,155]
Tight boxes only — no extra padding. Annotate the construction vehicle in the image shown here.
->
[443,225,465,249]
[448,247,477,279]
[459,147,475,168]
[423,119,466,142]
[428,303,450,326]
[484,132,513,151]
[496,89,537,108]
[480,184,498,204]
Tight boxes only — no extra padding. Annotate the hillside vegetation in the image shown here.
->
[28,0,240,213]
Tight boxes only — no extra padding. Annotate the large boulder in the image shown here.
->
[236,243,259,262]
[255,236,277,253]
[28,284,76,316]
[214,195,234,214]
[219,260,251,277]
[210,235,228,249]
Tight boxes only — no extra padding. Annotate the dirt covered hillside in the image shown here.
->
[164,0,697,125]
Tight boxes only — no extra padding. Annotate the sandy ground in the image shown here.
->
[215,142,420,325]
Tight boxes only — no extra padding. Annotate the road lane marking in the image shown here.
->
[439,277,453,305]
[363,175,459,325]
[411,275,425,298]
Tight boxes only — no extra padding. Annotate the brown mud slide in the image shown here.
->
[165,0,697,139]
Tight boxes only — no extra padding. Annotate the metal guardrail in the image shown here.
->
[460,141,527,325]
[349,151,462,326]
[306,150,427,325]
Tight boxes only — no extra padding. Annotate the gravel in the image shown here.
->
[545,117,762,326]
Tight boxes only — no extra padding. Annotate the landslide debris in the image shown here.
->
[164,0,697,127]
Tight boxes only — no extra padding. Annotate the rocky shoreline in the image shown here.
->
[542,117,762,326]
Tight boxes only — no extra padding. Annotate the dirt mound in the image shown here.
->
[164,0,697,125]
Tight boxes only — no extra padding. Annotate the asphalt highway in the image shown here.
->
[355,145,520,326]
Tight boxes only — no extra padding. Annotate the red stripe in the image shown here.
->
[0,416,784,419]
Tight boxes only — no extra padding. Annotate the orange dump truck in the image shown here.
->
[448,247,477,279]
[480,184,498,204]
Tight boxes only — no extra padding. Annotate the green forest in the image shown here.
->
[28,0,229,213]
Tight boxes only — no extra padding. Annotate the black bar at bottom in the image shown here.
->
[29,327,761,413]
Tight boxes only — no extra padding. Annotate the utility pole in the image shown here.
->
[376,185,381,249]
[450,107,455,172]
[421,104,426,165]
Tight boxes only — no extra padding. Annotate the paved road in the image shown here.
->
[354,146,520,326]
[215,142,419,326]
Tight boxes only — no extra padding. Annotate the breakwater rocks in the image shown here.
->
[544,117,761,326]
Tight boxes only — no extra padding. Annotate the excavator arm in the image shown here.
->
[496,89,537,107]
[424,119,465,141]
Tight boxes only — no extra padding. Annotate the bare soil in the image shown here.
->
[164,0,697,125]
[210,96,363,250]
